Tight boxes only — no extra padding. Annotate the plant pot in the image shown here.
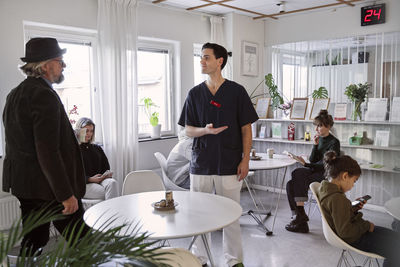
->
[151,124,161,138]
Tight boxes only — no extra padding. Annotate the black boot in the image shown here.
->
[285,221,309,233]
[288,206,309,225]
[285,206,310,233]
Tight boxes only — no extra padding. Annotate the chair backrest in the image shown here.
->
[122,170,165,195]
[309,182,384,259]
[154,247,201,267]
[154,152,188,191]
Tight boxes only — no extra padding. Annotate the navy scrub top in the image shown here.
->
[178,79,259,175]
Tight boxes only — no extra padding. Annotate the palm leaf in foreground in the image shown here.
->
[1,207,173,267]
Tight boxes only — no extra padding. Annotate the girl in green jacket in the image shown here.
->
[318,151,399,267]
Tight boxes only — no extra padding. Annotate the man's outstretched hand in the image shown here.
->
[204,123,228,135]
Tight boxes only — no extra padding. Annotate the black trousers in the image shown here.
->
[286,167,325,211]
[17,197,90,256]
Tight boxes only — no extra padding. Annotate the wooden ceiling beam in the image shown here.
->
[201,0,278,19]
[253,0,363,20]
[187,0,233,11]
[336,0,355,7]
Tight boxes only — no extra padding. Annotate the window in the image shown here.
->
[24,22,97,129]
[137,40,175,137]
[193,44,207,86]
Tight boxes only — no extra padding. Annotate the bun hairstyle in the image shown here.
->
[323,151,361,180]
[313,109,334,128]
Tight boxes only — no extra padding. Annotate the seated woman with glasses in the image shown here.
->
[285,109,340,233]
[75,117,119,200]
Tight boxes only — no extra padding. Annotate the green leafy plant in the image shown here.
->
[265,74,284,110]
[1,207,172,267]
[344,82,371,121]
[142,98,159,127]
[312,86,329,99]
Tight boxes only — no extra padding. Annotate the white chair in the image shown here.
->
[309,182,385,267]
[154,152,188,191]
[154,247,202,267]
[122,170,165,195]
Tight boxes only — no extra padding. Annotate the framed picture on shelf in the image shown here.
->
[333,103,347,120]
[255,98,270,119]
[375,129,390,147]
[290,98,308,120]
[259,125,267,138]
[241,41,258,76]
[310,98,330,120]
[271,122,282,138]
[390,97,400,122]
[365,98,388,121]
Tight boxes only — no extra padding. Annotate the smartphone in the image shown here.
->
[351,194,371,207]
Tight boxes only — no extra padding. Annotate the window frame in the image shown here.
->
[137,37,176,139]
[23,21,100,138]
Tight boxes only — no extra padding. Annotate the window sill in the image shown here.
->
[139,135,178,143]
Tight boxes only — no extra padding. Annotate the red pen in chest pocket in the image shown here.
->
[210,100,221,108]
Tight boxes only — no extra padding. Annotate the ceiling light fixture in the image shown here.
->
[277,1,286,13]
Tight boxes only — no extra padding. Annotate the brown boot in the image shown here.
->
[285,221,309,233]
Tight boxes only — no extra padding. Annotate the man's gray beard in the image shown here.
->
[54,74,64,84]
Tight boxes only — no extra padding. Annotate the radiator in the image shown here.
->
[0,196,20,230]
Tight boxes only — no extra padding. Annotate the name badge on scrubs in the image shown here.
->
[210,100,221,108]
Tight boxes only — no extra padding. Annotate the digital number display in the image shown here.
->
[361,4,385,26]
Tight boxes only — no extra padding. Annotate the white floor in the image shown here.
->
[167,188,394,267]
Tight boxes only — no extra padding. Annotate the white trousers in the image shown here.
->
[84,178,119,200]
[190,174,243,267]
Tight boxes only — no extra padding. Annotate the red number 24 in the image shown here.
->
[365,9,381,22]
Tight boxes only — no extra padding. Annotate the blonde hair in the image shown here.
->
[75,117,95,144]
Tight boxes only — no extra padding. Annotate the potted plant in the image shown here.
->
[344,82,371,121]
[249,73,285,118]
[142,97,161,138]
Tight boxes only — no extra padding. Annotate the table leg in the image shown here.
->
[201,234,215,267]
[270,166,288,234]
[188,235,198,250]
[244,166,288,235]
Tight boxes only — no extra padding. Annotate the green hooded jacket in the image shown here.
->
[317,180,371,244]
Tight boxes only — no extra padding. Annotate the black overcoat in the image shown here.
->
[2,76,86,202]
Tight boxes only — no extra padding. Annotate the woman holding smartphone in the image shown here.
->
[317,151,400,267]
[285,110,340,233]
[75,117,119,200]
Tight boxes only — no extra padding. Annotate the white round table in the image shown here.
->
[249,153,297,170]
[84,191,242,267]
[384,197,400,220]
[246,153,296,235]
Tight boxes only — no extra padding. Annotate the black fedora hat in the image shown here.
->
[20,37,66,63]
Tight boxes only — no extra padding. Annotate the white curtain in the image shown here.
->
[210,16,232,80]
[96,0,138,191]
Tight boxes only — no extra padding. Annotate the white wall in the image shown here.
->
[264,0,400,46]
[226,13,265,95]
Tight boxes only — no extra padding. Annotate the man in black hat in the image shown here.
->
[2,37,88,255]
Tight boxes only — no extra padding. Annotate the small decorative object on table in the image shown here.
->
[152,191,178,211]
[288,122,295,141]
[267,148,274,159]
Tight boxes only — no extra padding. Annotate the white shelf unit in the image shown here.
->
[252,118,400,206]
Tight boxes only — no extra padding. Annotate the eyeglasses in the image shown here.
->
[52,59,65,67]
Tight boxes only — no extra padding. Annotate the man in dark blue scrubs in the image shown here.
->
[178,43,258,267]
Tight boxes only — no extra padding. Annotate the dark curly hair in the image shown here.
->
[323,151,361,180]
